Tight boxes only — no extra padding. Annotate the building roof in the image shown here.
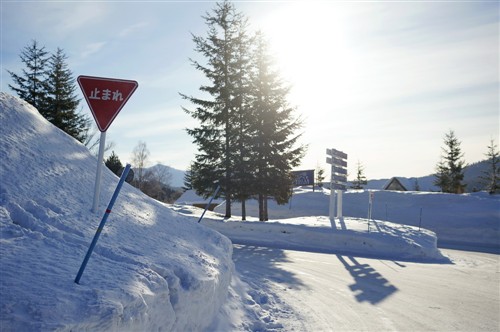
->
[383,177,408,191]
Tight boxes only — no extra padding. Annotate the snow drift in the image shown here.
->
[210,187,499,250]
[0,93,233,331]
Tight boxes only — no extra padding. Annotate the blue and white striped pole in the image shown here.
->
[75,163,131,284]
[197,184,221,223]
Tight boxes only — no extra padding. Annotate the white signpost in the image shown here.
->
[78,76,138,213]
[326,148,348,222]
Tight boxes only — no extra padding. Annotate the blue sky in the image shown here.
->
[1,1,498,179]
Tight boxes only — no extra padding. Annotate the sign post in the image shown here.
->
[78,76,138,212]
[93,131,107,213]
[326,148,348,224]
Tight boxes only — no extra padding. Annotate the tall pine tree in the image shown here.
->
[182,163,194,191]
[434,130,466,193]
[249,32,305,221]
[8,40,49,112]
[8,41,89,143]
[351,161,368,189]
[45,48,89,143]
[181,1,250,218]
[231,14,254,221]
[316,166,326,188]
[479,139,500,194]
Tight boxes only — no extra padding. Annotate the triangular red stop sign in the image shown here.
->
[78,75,138,132]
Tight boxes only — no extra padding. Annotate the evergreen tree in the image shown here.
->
[8,40,49,112]
[479,139,500,194]
[351,161,367,189]
[182,164,194,191]
[434,130,466,193]
[249,32,305,221]
[45,48,89,143]
[105,151,123,175]
[181,1,250,218]
[434,158,450,192]
[182,2,305,220]
[9,41,89,143]
[316,166,325,188]
[231,14,255,221]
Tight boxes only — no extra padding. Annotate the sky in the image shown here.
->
[1,0,498,179]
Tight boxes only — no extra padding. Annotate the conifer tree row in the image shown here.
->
[8,40,90,143]
[181,1,305,220]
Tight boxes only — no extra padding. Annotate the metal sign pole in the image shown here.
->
[92,131,106,213]
[329,164,336,221]
[336,190,343,218]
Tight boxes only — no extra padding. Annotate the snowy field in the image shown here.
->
[1,92,499,331]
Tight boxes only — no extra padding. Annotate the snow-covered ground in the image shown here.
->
[1,92,499,331]
[209,186,500,250]
[1,93,233,331]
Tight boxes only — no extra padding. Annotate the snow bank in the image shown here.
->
[0,93,233,331]
[343,190,500,249]
[173,204,446,262]
[213,187,499,249]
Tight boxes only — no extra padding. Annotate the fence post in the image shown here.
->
[418,207,423,231]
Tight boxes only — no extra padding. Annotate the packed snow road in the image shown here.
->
[232,246,500,331]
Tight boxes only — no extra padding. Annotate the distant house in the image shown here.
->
[175,189,223,211]
[383,177,408,191]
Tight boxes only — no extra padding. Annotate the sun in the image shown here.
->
[250,2,365,170]
[256,2,358,110]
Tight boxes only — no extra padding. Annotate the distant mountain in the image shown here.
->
[147,159,492,192]
[363,160,491,192]
[463,160,491,192]
[146,164,185,188]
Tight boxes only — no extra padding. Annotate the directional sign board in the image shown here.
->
[327,148,348,160]
[332,174,348,183]
[331,183,347,190]
[326,148,348,180]
[326,148,348,220]
[78,76,138,132]
[331,165,348,175]
[327,157,348,168]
